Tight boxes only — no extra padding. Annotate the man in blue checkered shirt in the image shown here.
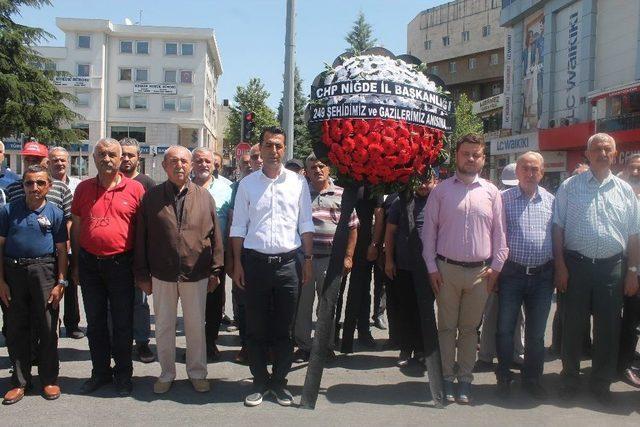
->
[554,133,640,404]
[495,151,554,400]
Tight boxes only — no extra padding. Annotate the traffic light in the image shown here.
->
[242,111,255,141]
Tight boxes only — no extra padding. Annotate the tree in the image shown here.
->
[449,93,483,169]
[277,66,312,160]
[345,12,377,54]
[0,0,79,143]
[224,78,279,147]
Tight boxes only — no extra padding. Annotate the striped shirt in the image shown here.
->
[502,185,554,267]
[553,170,640,258]
[6,179,73,220]
[311,183,359,255]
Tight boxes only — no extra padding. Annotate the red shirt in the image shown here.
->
[71,174,144,256]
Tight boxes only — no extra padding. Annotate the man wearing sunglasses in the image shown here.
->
[0,165,69,404]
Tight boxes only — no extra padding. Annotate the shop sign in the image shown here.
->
[490,133,539,155]
[134,82,177,95]
[53,76,90,87]
[473,94,504,115]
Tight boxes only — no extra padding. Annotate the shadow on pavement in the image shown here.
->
[324,381,434,407]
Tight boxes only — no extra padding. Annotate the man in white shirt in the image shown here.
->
[231,126,314,408]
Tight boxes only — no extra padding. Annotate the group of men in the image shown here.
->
[0,128,639,409]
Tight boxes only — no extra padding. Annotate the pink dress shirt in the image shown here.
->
[421,173,508,273]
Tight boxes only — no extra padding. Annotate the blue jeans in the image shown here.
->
[496,262,554,382]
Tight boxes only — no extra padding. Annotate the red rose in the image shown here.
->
[342,119,354,137]
[354,119,370,136]
[368,131,382,146]
[342,136,356,152]
[382,127,396,139]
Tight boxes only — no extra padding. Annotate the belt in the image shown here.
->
[505,259,553,276]
[244,249,297,265]
[437,254,491,269]
[83,249,132,262]
[4,255,55,266]
[565,250,623,265]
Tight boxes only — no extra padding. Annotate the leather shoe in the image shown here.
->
[234,347,248,365]
[115,378,133,397]
[66,328,85,339]
[80,376,112,395]
[372,316,387,330]
[190,378,210,393]
[2,387,25,405]
[523,381,548,400]
[357,334,376,349]
[43,384,61,400]
[153,379,172,394]
[496,379,511,399]
[622,368,640,388]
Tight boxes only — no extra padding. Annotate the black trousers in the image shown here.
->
[341,261,373,341]
[243,250,299,390]
[618,295,640,373]
[232,286,247,345]
[79,249,134,381]
[372,263,386,321]
[63,263,80,330]
[205,271,226,349]
[5,260,58,387]
[387,269,423,353]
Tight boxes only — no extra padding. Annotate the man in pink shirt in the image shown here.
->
[422,133,508,405]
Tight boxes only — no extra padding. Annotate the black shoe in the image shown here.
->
[558,384,577,401]
[511,360,524,371]
[115,378,132,397]
[293,348,310,363]
[523,381,548,400]
[66,328,85,339]
[136,342,155,363]
[496,379,511,399]
[473,359,495,373]
[245,389,268,407]
[271,386,293,406]
[80,376,112,395]
[221,314,232,325]
[357,334,376,349]
[372,316,387,330]
[413,351,426,366]
[397,350,412,367]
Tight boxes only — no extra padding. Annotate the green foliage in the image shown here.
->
[449,93,483,169]
[277,66,311,161]
[224,78,278,147]
[345,12,377,55]
[0,0,79,143]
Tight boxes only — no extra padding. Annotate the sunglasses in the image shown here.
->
[24,180,48,187]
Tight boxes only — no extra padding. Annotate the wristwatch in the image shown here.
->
[629,266,638,273]
[304,254,314,261]
[58,279,69,288]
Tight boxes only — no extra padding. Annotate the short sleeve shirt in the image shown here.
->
[6,179,72,220]
[310,183,359,256]
[0,199,68,258]
[71,175,145,256]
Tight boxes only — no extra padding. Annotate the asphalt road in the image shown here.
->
[1,279,639,426]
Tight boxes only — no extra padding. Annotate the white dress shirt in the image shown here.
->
[230,166,315,254]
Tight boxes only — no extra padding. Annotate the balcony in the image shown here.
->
[597,112,640,133]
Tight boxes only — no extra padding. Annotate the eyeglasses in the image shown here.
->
[24,180,48,187]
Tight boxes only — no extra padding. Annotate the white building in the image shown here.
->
[6,17,223,182]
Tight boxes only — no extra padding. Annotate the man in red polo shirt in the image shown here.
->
[71,138,144,397]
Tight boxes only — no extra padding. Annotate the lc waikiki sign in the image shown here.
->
[490,133,539,155]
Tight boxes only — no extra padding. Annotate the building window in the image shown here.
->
[135,69,148,82]
[111,126,146,142]
[180,70,193,84]
[133,95,148,110]
[164,69,177,83]
[71,155,89,177]
[77,35,91,49]
[44,61,57,72]
[72,123,90,140]
[165,42,178,55]
[181,43,194,56]
[431,65,438,74]
[178,97,193,112]
[442,36,450,46]
[120,41,133,54]
[490,53,499,65]
[77,63,90,77]
[119,68,132,81]
[118,95,131,109]
[136,41,149,54]
[462,31,470,42]
[424,40,431,50]
[469,57,477,70]
[492,83,502,95]
[449,61,456,73]
[483,25,491,37]
[75,92,90,106]
[163,97,177,111]
[471,87,480,101]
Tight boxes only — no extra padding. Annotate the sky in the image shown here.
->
[15,0,442,110]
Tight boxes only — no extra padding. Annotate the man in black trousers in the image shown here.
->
[231,127,314,407]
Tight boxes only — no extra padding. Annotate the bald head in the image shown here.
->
[162,145,192,187]
[164,145,192,162]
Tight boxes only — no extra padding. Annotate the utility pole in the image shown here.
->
[283,0,295,161]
